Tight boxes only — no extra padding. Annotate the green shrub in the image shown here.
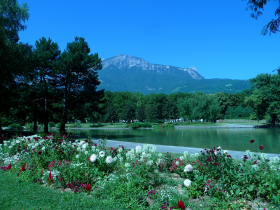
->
[8,123,22,129]
[55,123,61,128]
[130,122,152,128]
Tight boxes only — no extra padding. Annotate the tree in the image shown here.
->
[0,0,30,129]
[105,105,118,124]
[243,0,280,35]
[162,101,179,121]
[31,37,61,133]
[122,102,136,123]
[55,37,102,133]
[245,73,280,125]
[216,92,230,119]
[145,104,158,122]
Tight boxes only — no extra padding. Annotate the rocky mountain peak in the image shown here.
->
[101,54,204,80]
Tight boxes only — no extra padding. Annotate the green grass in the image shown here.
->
[66,122,128,129]
[175,121,270,127]
[0,171,124,210]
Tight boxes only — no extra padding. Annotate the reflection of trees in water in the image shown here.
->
[69,128,280,153]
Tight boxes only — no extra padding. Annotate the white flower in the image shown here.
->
[147,160,153,166]
[112,157,117,162]
[106,156,113,164]
[16,140,20,144]
[157,153,162,157]
[135,145,141,153]
[175,161,180,166]
[217,146,221,150]
[154,169,158,173]
[95,149,99,153]
[92,146,96,151]
[42,146,45,151]
[90,154,97,162]
[79,141,85,146]
[82,143,87,150]
[184,164,193,172]
[184,151,189,158]
[99,151,105,157]
[117,154,121,158]
[84,151,88,155]
[252,164,259,171]
[195,153,199,157]
[9,146,12,149]
[214,151,217,155]
[224,150,229,155]
[119,157,123,162]
[76,154,80,159]
[180,156,184,160]
[124,163,130,168]
[184,179,191,187]
[157,158,163,165]
[117,147,123,153]
[146,153,151,159]
[141,152,146,157]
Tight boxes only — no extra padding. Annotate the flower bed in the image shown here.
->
[0,133,279,209]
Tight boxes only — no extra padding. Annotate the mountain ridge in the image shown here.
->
[97,54,251,94]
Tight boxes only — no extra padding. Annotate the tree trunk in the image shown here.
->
[44,97,48,133]
[60,86,67,134]
[33,103,37,132]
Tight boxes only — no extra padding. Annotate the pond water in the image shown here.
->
[65,128,280,154]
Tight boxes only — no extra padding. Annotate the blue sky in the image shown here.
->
[18,0,280,80]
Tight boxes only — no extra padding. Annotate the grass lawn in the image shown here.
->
[0,171,124,210]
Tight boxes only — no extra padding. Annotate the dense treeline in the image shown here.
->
[2,0,280,132]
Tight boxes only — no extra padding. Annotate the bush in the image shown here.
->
[130,122,152,128]
[55,123,61,128]
[48,122,55,127]
[8,123,22,129]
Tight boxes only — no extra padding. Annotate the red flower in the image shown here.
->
[7,163,11,170]
[47,171,53,185]
[37,151,42,155]
[250,139,255,143]
[85,184,91,194]
[259,145,264,150]
[178,199,185,209]
[49,171,53,180]
[20,164,26,172]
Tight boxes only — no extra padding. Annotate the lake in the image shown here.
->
[65,127,280,154]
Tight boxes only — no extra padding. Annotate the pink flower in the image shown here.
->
[250,139,255,143]
[259,145,265,150]
[7,163,11,170]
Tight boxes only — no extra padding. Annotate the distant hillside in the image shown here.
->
[96,54,251,94]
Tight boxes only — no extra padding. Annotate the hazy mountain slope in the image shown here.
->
[97,54,251,94]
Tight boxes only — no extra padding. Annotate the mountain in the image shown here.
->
[97,54,251,94]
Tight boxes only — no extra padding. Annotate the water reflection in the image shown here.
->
[65,128,280,153]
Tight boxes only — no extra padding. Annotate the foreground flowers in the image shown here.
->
[0,134,279,209]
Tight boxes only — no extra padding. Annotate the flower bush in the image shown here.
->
[0,134,279,209]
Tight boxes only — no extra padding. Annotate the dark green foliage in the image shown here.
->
[245,74,280,125]
[105,105,118,123]
[145,104,159,122]
[54,37,103,132]
[130,122,152,128]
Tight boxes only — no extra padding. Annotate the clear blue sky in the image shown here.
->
[18,0,280,80]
